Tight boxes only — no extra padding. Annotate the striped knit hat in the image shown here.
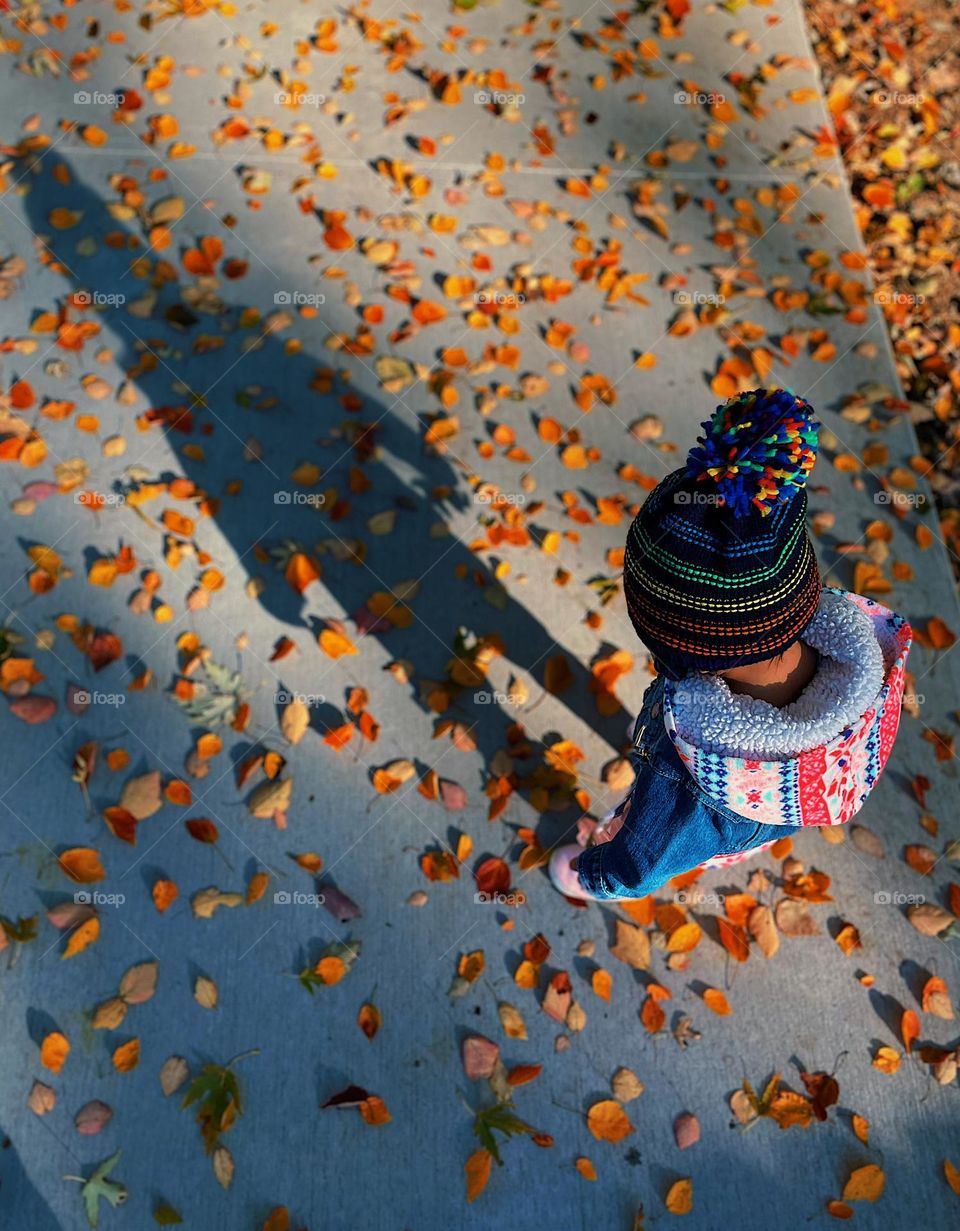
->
[623,388,822,680]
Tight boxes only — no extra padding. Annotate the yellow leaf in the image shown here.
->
[872,1045,901,1074]
[62,916,100,959]
[665,1177,693,1215]
[586,1099,634,1142]
[665,921,702,953]
[575,1156,597,1180]
[319,628,357,659]
[88,558,118,587]
[842,1163,885,1203]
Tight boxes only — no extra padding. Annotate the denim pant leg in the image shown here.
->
[577,680,805,897]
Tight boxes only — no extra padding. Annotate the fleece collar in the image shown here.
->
[667,589,885,759]
[661,590,912,826]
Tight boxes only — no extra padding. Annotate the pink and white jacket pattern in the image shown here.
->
[662,589,912,831]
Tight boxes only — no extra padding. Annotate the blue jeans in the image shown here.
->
[577,678,803,898]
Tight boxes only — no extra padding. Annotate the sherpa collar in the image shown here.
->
[667,588,885,759]
[661,589,912,826]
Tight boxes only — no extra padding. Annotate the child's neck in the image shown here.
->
[720,641,819,708]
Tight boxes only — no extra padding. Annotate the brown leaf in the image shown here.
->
[609,919,650,969]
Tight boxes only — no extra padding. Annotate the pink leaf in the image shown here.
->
[462,1034,500,1080]
[9,695,56,724]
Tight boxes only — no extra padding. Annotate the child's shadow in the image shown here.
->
[19,156,628,803]
[0,1126,61,1230]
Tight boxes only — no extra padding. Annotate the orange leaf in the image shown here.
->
[716,917,750,962]
[112,1038,140,1072]
[286,551,321,594]
[586,1099,634,1142]
[63,916,100,958]
[40,1031,70,1073]
[640,995,665,1033]
[152,879,178,913]
[465,1149,492,1203]
[901,1008,920,1054]
[703,987,731,1015]
[58,847,106,884]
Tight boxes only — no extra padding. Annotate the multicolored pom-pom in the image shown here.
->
[684,387,820,516]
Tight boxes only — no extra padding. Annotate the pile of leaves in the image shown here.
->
[804,0,960,561]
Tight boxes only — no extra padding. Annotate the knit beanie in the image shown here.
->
[623,387,822,680]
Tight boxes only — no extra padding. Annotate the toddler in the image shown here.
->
[550,388,913,900]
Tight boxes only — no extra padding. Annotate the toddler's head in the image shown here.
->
[623,387,821,681]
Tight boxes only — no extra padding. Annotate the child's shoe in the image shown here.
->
[548,843,618,901]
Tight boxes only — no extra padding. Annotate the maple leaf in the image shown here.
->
[181,1051,257,1154]
[63,1150,127,1228]
[471,1101,535,1166]
[173,659,249,727]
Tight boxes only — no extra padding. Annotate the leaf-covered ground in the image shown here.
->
[803,0,960,558]
[0,1,959,1228]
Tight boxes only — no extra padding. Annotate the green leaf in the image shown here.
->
[153,1202,183,1225]
[1,915,38,944]
[80,1151,127,1228]
[173,659,249,728]
[181,1064,243,1153]
[471,1101,534,1166]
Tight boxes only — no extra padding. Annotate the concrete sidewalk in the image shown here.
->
[0,1,958,1228]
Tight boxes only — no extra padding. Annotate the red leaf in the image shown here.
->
[89,633,122,672]
[103,807,138,845]
[185,818,219,844]
[475,857,510,897]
